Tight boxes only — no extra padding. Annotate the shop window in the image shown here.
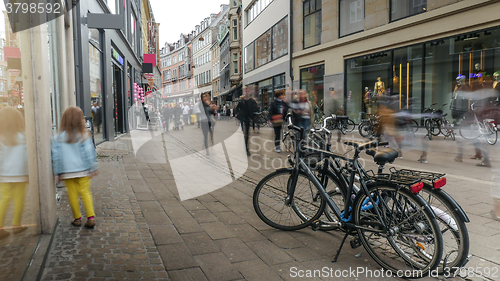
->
[245,42,254,72]
[272,16,288,59]
[340,0,364,37]
[131,13,137,54]
[300,65,325,114]
[391,0,426,21]
[303,0,321,49]
[255,29,271,67]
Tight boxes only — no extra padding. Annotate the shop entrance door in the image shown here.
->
[112,64,124,137]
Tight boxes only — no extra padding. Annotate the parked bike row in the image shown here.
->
[254,114,470,277]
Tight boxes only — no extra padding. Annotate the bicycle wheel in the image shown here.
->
[353,183,443,277]
[253,169,325,231]
[424,119,433,140]
[483,122,498,145]
[343,119,356,133]
[359,123,373,138]
[411,119,419,133]
[459,122,481,140]
[419,185,470,273]
[430,119,441,136]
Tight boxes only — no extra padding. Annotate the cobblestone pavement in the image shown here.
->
[39,120,500,281]
[41,154,169,281]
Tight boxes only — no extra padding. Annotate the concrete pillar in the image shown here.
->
[20,22,57,234]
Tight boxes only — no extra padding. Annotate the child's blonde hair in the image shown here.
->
[0,106,25,146]
[59,106,89,143]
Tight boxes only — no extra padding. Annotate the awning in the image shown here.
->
[166,91,194,98]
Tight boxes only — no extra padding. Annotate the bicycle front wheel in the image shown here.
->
[354,183,443,277]
[343,119,356,133]
[253,169,325,231]
[359,123,373,138]
[411,119,419,133]
[484,122,498,145]
[459,122,481,140]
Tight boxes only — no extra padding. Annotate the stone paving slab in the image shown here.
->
[40,159,170,281]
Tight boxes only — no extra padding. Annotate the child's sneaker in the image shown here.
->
[85,218,95,228]
[275,146,281,153]
[71,218,82,227]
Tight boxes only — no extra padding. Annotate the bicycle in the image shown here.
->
[459,102,498,145]
[254,114,443,277]
[423,104,456,141]
[304,117,470,274]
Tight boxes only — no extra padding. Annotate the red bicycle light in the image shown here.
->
[434,178,446,189]
[410,182,424,194]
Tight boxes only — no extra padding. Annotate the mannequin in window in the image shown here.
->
[451,74,470,121]
[363,87,371,114]
[471,63,484,91]
[374,76,385,98]
[493,71,500,92]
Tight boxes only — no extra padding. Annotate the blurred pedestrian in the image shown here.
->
[0,107,29,239]
[269,89,289,153]
[52,106,99,228]
[236,87,258,155]
[161,104,171,132]
[291,90,313,130]
[197,93,218,155]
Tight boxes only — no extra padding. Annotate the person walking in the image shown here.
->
[0,107,29,239]
[268,90,289,153]
[161,104,171,132]
[51,106,99,228]
[182,102,190,125]
[91,101,102,133]
[236,87,258,155]
[197,93,218,155]
[291,90,313,130]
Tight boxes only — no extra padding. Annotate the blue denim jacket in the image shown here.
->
[51,132,98,175]
[0,133,29,177]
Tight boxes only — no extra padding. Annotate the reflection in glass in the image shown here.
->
[89,32,103,143]
[272,17,288,60]
[0,107,28,238]
[255,30,271,68]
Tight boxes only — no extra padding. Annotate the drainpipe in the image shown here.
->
[289,0,293,90]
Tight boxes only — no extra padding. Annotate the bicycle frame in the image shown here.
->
[287,128,389,234]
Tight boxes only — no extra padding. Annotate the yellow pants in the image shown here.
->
[65,177,95,219]
[0,182,27,227]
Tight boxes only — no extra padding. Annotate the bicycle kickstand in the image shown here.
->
[332,232,349,263]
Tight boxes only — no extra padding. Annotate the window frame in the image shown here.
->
[389,0,427,22]
[303,0,322,49]
[339,0,365,38]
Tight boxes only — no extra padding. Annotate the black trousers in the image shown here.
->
[242,119,251,152]
[201,121,212,151]
[274,126,282,147]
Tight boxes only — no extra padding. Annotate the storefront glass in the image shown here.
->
[345,27,500,122]
[300,65,325,114]
[89,29,104,143]
[255,29,271,68]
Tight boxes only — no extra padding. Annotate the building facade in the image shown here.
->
[220,31,231,101]
[211,41,221,102]
[160,34,194,104]
[74,0,145,142]
[292,0,500,122]
[242,0,291,110]
[228,0,243,102]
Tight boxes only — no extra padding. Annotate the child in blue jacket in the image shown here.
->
[52,106,99,228]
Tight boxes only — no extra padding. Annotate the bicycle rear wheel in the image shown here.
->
[343,119,356,133]
[253,169,325,231]
[353,183,443,277]
[459,122,481,140]
[359,123,373,138]
[419,186,470,273]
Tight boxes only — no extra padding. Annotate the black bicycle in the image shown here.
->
[254,114,443,277]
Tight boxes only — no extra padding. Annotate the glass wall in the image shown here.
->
[340,0,364,37]
[345,26,500,122]
[244,42,254,73]
[89,29,104,143]
[300,65,325,113]
[255,30,271,68]
[272,17,288,59]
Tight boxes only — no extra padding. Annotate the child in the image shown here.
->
[0,106,29,239]
[52,106,99,228]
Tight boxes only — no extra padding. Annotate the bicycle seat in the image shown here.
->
[366,148,399,165]
[344,140,388,151]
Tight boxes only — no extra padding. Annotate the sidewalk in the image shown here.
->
[38,121,498,281]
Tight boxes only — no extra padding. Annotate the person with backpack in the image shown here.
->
[268,90,289,153]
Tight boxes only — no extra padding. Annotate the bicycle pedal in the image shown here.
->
[311,220,321,231]
[350,238,362,249]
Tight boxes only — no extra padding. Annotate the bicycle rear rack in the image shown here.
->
[388,167,445,185]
